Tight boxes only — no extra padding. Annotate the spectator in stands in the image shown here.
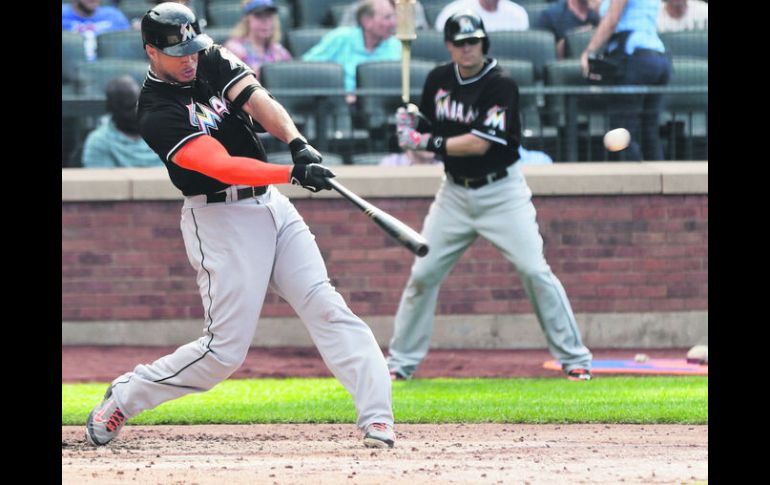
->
[223,0,292,80]
[339,0,430,30]
[534,0,601,58]
[62,0,131,61]
[303,0,400,104]
[81,76,164,168]
[433,0,529,32]
[580,0,671,161]
[657,0,708,32]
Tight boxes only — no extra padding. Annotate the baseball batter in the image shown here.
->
[85,2,394,449]
[388,10,593,381]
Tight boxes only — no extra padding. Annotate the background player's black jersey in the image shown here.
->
[418,59,521,179]
[138,45,267,196]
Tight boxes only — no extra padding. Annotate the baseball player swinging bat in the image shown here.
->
[327,178,429,257]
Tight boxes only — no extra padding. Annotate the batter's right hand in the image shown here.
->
[395,103,419,131]
[291,163,335,192]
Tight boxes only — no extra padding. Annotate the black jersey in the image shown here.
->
[138,45,267,196]
[418,59,521,179]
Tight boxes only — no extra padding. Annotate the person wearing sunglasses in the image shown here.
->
[388,10,593,383]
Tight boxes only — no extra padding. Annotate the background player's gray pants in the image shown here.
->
[387,163,592,378]
[110,186,393,430]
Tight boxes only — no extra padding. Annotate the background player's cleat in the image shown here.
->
[389,369,409,381]
[85,387,127,446]
[565,368,592,381]
[363,423,395,448]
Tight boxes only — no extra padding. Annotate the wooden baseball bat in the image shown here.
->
[395,0,417,104]
[327,178,429,257]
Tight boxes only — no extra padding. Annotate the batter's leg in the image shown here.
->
[387,180,477,379]
[266,191,392,430]
[108,199,277,418]
[475,165,592,371]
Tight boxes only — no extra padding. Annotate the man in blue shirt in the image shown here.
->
[62,0,130,61]
[534,0,601,58]
[81,76,164,168]
[302,0,401,103]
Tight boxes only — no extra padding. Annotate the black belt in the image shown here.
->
[633,48,665,57]
[205,186,267,203]
[447,169,508,189]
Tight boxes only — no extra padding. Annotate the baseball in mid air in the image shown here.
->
[603,128,630,152]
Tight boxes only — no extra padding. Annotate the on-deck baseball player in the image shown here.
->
[387,10,593,381]
[84,2,395,449]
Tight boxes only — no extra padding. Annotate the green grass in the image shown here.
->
[62,376,707,426]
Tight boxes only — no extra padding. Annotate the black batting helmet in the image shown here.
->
[443,10,489,55]
[141,2,213,57]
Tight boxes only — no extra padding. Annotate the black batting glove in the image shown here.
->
[289,137,323,165]
[291,163,335,192]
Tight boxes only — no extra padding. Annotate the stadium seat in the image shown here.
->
[411,30,451,63]
[356,59,436,135]
[328,4,349,27]
[205,27,234,45]
[543,58,606,160]
[260,61,349,142]
[660,57,708,158]
[496,59,535,110]
[96,30,147,61]
[206,2,243,28]
[62,31,86,87]
[118,2,152,23]
[295,0,348,27]
[423,3,444,28]
[75,59,150,96]
[487,30,556,82]
[660,30,708,59]
[286,28,332,57]
[564,29,594,59]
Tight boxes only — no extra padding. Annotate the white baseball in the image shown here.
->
[603,128,630,152]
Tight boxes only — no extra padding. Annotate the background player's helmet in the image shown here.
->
[443,10,490,55]
[141,2,213,57]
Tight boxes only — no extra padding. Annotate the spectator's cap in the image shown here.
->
[243,0,278,15]
[141,2,213,57]
[444,9,489,54]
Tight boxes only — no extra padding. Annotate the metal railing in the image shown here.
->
[62,84,708,164]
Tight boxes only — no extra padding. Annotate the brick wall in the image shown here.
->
[61,193,707,322]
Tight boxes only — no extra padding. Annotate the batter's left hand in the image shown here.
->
[397,126,429,151]
[289,137,323,165]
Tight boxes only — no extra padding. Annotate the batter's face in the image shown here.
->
[147,46,199,84]
[447,38,485,75]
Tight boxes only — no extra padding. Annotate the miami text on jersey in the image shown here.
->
[434,88,478,125]
[187,97,230,135]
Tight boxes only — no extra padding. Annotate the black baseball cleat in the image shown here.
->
[85,387,127,446]
[389,369,409,381]
[565,368,592,381]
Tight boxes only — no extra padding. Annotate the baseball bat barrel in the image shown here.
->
[327,178,429,257]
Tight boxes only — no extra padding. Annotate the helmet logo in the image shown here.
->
[458,17,475,33]
[180,22,196,42]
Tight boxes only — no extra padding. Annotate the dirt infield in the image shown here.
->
[62,424,707,484]
[62,347,708,484]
